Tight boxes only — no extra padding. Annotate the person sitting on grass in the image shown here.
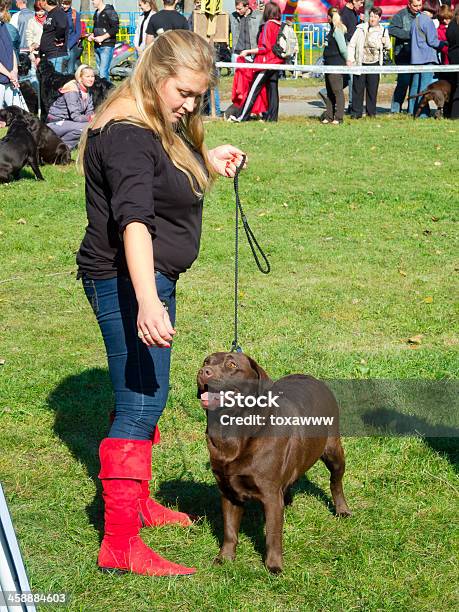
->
[47,64,95,149]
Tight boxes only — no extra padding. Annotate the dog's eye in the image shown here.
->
[227,361,237,369]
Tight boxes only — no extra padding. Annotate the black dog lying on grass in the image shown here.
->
[0,106,71,166]
[0,117,44,183]
[37,59,113,120]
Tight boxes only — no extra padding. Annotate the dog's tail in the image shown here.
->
[407,90,428,101]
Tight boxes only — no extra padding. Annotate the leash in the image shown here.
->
[230,155,270,353]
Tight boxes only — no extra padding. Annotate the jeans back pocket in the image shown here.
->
[82,277,99,316]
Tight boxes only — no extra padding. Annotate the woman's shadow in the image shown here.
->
[48,368,113,538]
[47,368,336,560]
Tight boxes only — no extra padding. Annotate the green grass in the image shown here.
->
[0,116,458,611]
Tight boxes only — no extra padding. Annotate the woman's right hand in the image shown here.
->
[137,297,176,348]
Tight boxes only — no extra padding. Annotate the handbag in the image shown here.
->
[12,87,29,111]
[382,28,393,66]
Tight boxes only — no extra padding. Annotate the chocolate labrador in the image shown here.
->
[408,79,452,119]
[197,352,351,573]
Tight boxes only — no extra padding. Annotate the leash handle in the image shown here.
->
[234,159,271,275]
[230,154,270,353]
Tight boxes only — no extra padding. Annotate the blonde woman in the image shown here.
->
[76,30,245,577]
[347,7,391,118]
[322,7,347,124]
[47,65,95,149]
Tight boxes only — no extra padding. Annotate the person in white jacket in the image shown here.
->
[26,2,46,52]
[347,6,391,118]
[133,0,157,56]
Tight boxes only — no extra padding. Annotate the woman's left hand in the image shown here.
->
[208,145,247,178]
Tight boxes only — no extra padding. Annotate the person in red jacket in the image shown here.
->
[437,4,453,64]
[229,1,283,122]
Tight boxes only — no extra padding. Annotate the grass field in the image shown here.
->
[0,116,458,611]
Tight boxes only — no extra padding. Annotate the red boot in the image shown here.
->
[97,438,196,576]
[138,481,192,527]
[139,427,193,527]
[108,415,192,527]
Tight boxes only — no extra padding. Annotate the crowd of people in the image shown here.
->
[0,0,458,136]
[320,0,458,122]
[225,0,459,122]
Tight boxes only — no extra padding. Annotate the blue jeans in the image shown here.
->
[82,272,177,440]
[410,71,435,118]
[49,55,69,74]
[65,46,83,75]
[391,72,414,113]
[343,74,353,107]
[95,46,114,81]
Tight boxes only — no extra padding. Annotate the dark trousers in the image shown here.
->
[352,65,380,117]
[239,69,280,122]
[448,71,459,119]
[324,73,344,121]
[82,272,176,440]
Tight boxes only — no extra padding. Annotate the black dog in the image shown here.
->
[0,106,71,166]
[37,59,113,120]
[0,117,44,182]
[17,53,40,115]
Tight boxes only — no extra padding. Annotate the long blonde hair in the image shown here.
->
[328,7,347,33]
[78,30,217,195]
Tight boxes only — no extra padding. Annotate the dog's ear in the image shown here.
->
[246,356,270,381]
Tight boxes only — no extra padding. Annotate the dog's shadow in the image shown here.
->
[48,369,457,562]
[156,474,334,562]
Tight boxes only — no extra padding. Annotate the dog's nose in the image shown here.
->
[199,366,214,381]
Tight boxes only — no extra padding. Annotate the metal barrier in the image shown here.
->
[78,14,393,69]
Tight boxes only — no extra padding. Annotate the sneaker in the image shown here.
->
[331,119,343,125]
[321,118,330,124]
[227,115,240,123]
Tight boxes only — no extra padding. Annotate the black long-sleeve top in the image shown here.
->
[39,6,68,59]
[447,18,459,65]
[77,122,205,281]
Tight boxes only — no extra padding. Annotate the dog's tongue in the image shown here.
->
[0,121,5,129]
[200,391,209,407]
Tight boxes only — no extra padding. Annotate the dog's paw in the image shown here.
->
[266,563,283,574]
[335,507,352,518]
[213,555,232,565]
